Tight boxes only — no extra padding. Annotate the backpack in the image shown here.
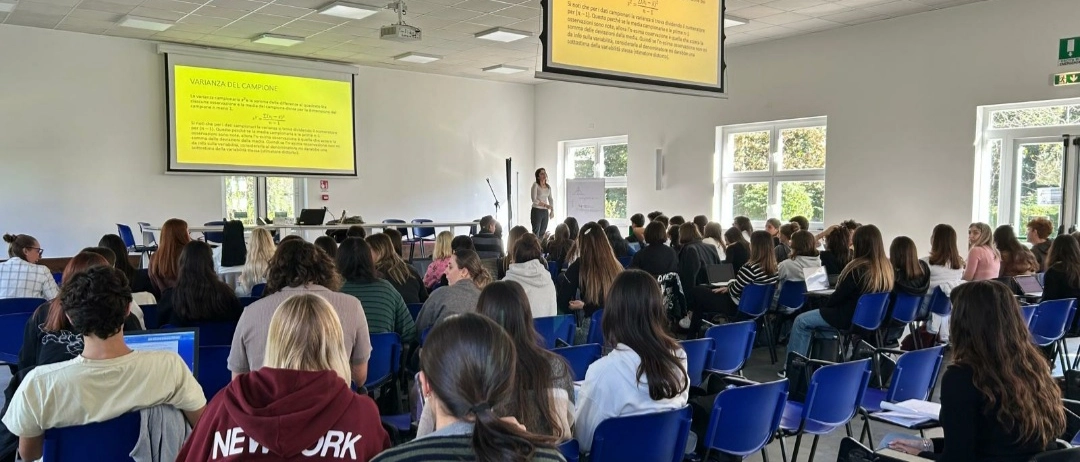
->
[657,272,687,325]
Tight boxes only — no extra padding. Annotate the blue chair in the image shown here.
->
[553,343,602,381]
[586,310,604,345]
[558,439,580,462]
[890,292,924,348]
[239,297,259,307]
[0,312,34,365]
[703,320,756,375]
[777,358,872,462]
[420,326,432,346]
[408,219,436,260]
[588,406,693,462]
[776,280,807,313]
[1022,304,1038,327]
[701,379,789,461]
[810,292,890,361]
[250,283,266,298]
[859,346,946,444]
[723,283,777,363]
[43,412,140,461]
[0,297,46,315]
[202,221,226,244]
[534,315,576,349]
[52,272,62,284]
[548,260,561,282]
[192,322,236,346]
[381,219,410,238]
[1028,298,1077,371]
[407,303,423,322]
[617,256,632,268]
[198,345,232,400]
[679,338,714,387]
[140,304,159,329]
[927,286,952,317]
[366,333,402,389]
[117,224,154,258]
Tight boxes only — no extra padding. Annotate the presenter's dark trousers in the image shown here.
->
[531,207,549,236]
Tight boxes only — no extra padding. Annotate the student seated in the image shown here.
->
[229,240,372,386]
[556,223,623,318]
[148,218,192,292]
[372,313,563,462]
[1041,234,1080,332]
[415,249,492,332]
[0,233,58,300]
[178,294,391,461]
[1027,218,1054,273]
[994,225,1038,278]
[422,231,454,289]
[819,226,852,277]
[235,227,275,296]
[472,215,506,260]
[722,227,750,273]
[686,231,778,335]
[367,233,428,304]
[884,281,1065,461]
[2,266,205,462]
[677,223,722,298]
[501,234,557,319]
[606,225,633,258]
[628,213,647,244]
[775,223,796,263]
[964,222,1001,281]
[765,218,782,246]
[702,222,726,261]
[544,224,573,265]
[630,221,680,278]
[574,270,689,453]
[159,241,243,327]
[314,235,338,259]
[881,236,929,346]
[98,233,156,296]
[337,237,417,344]
[777,230,822,284]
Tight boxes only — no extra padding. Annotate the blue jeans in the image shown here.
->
[787,309,833,357]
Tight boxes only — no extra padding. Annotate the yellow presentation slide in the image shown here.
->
[549,0,720,86]
[174,65,354,172]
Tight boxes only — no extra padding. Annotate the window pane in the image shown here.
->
[779,126,826,170]
[1017,142,1063,230]
[571,146,596,179]
[987,139,1001,227]
[224,176,257,225]
[602,144,628,177]
[730,183,769,221]
[989,106,1079,129]
[266,177,298,219]
[605,187,627,220]
[731,131,770,172]
[780,181,825,223]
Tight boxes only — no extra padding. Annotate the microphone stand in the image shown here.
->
[324,207,338,223]
[486,179,500,215]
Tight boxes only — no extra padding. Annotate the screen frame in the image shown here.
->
[124,327,200,377]
[537,0,727,97]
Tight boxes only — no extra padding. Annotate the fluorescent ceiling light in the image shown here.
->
[0,1,16,13]
[317,1,380,20]
[252,33,305,46]
[394,52,440,63]
[475,27,530,42]
[724,15,747,28]
[118,15,174,31]
[483,64,528,74]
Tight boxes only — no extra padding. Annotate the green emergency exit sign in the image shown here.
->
[1054,72,1080,86]
[1061,37,1080,65]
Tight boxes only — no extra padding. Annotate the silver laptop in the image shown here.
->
[706,263,735,287]
[1013,275,1043,297]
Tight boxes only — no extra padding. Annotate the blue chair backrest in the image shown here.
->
[0,297,46,315]
[777,280,807,311]
[534,315,576,349]
[140,304,159,329]
[705,379,789,457]
[250,283,266,298]
[589,406,692,462]
[679,338,714,387]
[586,310,604,345]
[1022,304,1038,326]
[43,412,140,461]
[884,346,945,403]
[553,343,602,381]
[239,297,259,308]
[116,224,138,249]
[802,358,872,428]
[0,312,34,364]
[1030,299,1077,346]
[737,284,776,318]
[411,219,435,239]
[365,333,402,389]
[203,221,225,244]
[52,272,62,284]
[548,260,560,281]
[192,322,237,347]
[407,303,423,321]
[617,256,632,269]
[198,346,232,400]
[891,292,923,324]
[558,439,580,462]
[928,287,951,317]
[703,320,756,374]
[851,292,891,331]
[382,219,410,238]
[420,326,432,346]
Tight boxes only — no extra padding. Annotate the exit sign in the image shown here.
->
[1061,37,1080,65]
[1054,72,1080,87]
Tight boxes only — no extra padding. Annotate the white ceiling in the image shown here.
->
[0,0,986,83]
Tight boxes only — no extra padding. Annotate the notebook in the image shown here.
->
[706,263,735,287]
[1014,275,1043,296]
[124,328,199,377]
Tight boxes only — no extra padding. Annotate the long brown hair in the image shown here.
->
[748,230,778,275]
[678,223,702,245]
[454,249,493,288]
[825,226,852,267]
[576,223,623,306]
[366,233,412,286]
[264,240,342,294]
[950,281,1064,447]
[149,218,191,290]
[1046,234,1080,288]
[839,224,893,293]
[504,225,529,270]
[602,270,688,400]
[45,252,110,332]
[928,224,964,270]
[789,231,819,257]
[889,236,925,280]
[477,281,570,439]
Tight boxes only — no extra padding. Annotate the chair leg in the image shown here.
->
[762,447,771,462]
[1073,341,1080,371]
[791,433,803,462]
[808,435,819,462]
[845,422,853,438]
[778,435,789,462]
[863,412,875,446]
[763,316,778,364]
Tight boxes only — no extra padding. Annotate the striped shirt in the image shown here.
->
[728,262,778,304]
[371,435,565,462]
[341,279,417,344]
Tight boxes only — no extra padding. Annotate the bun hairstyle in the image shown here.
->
[4,233,37,259]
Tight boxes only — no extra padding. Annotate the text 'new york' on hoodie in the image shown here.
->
[177,368,391,461]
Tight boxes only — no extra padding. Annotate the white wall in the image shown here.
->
[0,25,534,256]
[534,0,1080,247]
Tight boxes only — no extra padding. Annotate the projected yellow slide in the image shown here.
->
[549,0,720,86]
[174,65,354,172]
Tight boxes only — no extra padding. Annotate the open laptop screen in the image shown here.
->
[124,328,199,377]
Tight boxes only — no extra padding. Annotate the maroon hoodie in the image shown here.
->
[177,368,391,461]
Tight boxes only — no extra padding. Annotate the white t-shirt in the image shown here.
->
[2,350,206,437]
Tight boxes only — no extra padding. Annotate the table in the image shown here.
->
[146,221,478,236]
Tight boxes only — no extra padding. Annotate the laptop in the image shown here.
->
[296,208,327,226]
[706,263,735,287]
[1013,275,1043,297]
[125,328,199,377]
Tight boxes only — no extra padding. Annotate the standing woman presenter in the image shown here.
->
[532,168,555,236]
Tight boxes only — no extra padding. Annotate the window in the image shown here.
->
[563,136,629,221]
[223,176,306,226]
[716,117,827,229]
[975,99,1080,234]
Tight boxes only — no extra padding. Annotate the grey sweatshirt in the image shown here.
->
[414,279,482,332]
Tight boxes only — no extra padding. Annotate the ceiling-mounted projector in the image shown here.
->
[380,0,420,41]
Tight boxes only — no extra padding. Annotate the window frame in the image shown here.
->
[221,176,306,225]
[562,135,629,225]
[715,116,828,230]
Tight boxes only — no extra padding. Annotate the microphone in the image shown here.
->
[324,206,338,223]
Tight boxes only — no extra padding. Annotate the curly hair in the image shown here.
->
[61,266,132,339]
[265,240,342,295]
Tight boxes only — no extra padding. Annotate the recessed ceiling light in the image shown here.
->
[394,52,441,63]
[0,1,16,13]
[475,27,530,42]
[483,64,528,74]
[724,15,747,28]
[317,1,380,20]
[252,33,305,46]
[118,15,174,31]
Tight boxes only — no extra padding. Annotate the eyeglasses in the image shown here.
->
[28,247,43,255]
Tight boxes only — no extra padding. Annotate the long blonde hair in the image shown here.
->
[839,224,894,293]
[969,223,996,251]
[433,231,454,260]
[265,293,351,384]
[239,228,274,293]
